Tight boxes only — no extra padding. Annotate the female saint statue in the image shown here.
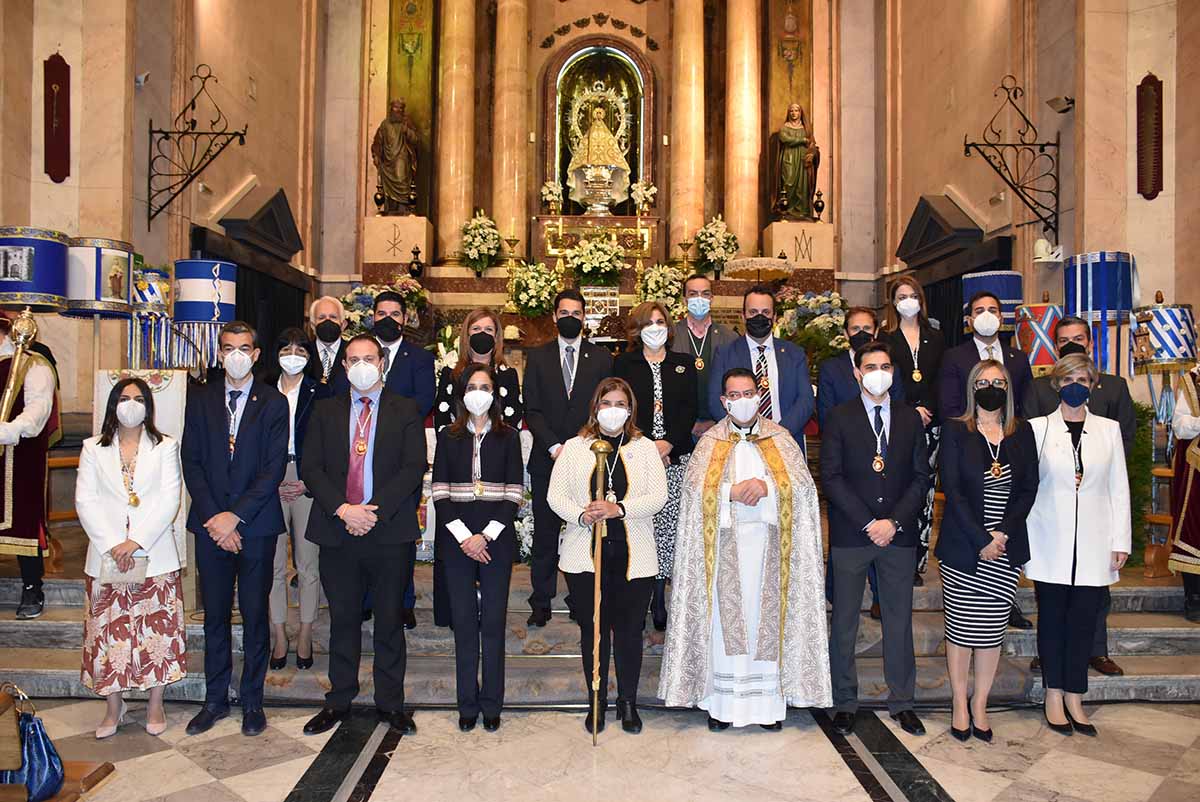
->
[774,103,820,220]
[566,106,631,212]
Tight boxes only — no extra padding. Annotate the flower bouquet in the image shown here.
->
[461,210,501,275]
[431,323,459,374]
[773,290,848,373]
[508,260,561,318]
[630,179,657,213]
[635,262,686,319]
[540,180,563,214]
[565,235,625,287]
[694,214,739,274]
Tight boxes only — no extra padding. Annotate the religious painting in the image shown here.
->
[102,250,129,302]
[0,247,33,281]
[386,0,436,216]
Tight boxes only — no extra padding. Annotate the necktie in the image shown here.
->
[227,390,242,460]
[346,398,372,505]
[755,345,773,420]
[987,344,997,362]
[873,405,888,460]
[562,345,575,398]
[320,345,332,379]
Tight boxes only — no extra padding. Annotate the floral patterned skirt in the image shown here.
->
[81,572,187,696]
[654,456,689,580]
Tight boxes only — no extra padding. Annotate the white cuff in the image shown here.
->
[482,520,505,541]
[549,443,562,456]
[446,519,474,544]
[862,518,877,532]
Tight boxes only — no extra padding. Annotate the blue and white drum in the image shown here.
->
[173,259,236,323]
[962,270,1023,333]
[0,226,69,311]
[1130,302,1196,375]
[65,237,133,318]
[1064,251,1138,323]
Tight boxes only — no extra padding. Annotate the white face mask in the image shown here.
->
[640,324,669,349]
[862,369,894,397]
[347,361,381,392]
[895,297,921,319]
[724,396,759,424]
[279,354,308,376]
[116,398,146,428]
[596,407,629,434]
[463,389,494,416]
[222,349,254,380]
[972,311,1001,338]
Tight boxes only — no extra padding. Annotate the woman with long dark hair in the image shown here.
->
[430,364,524,732]
[77,378,185,738]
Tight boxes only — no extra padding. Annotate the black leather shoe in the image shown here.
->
[1008,605,1033,629]
[303,707,348,735]
[15,587,44,620]
[482,716,501,732]
[759,721,783,731]
[707,715,731,732]
[378,709,416,735]
[458,715,478,732]
[296,650,314,671]
[185,707,228,736]
[912,571,924,587]
[1089,656,1124,676]
[1185,595,1200,623]
[890,710,925,736]
[1065,710,1097,737]
[616,701,642,734]
[403,609,417,630]
[831,712,855,735]
[241,708,267,737]
[584,707,607,734]
[526,608,550,627]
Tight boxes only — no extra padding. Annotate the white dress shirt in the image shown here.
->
[278,377,301,456]
[974,336,1002,363]
[224,378,251,440]
[316,339,340,379]
[379,337,402,380]
[745,334,782,423]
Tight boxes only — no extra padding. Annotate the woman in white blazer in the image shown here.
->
[548,377,668,735]
[1026,354,1131,738]
[76,378,185,740]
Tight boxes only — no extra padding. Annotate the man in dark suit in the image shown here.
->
[822,341,930,737]
[310,295,348,388]
[182,321,289,737]
[300,334,428,736]
[817,307,905,429]
[708,285,815,446]
[671,274,737,432]
[937,289,1036,628]
[1021,315,1136,678]
[522,288,613,626]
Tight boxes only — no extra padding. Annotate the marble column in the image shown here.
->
[670,0,704,253]
[435,0,476,262]
[724,0,760,257]
[492,0,528,257]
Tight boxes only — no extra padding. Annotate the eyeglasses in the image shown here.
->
[973,378,1008,390]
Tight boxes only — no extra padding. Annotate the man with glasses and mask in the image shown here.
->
[671,274,736,433]
[1020,315,1135,678]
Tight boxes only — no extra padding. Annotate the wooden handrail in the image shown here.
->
[49,456,79,469]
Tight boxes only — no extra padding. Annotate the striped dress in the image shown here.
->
[941,449,1023,649]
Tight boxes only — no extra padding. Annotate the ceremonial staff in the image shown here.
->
[588,438,613,746]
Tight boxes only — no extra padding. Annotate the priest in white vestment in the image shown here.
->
[658,368,831,728]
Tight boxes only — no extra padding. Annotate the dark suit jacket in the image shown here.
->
[934,419,1039,573]
[671,319,738,420]
[820,398,929,548]
[613,349,698,462]
[433,363,523,432]
[181,377,289,539]
[331,339,436,417]
[937,339,1034,420]
[708,336,815,443]
[301,389,427,546]
[523,338,613,476]
[312,339,347,389]
[816,352,905,429]
[880,325,946,421]
[287,375,321,466]
[1021,373,1135,454]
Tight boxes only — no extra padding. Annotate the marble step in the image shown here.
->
[1004,612,1200,658]
[1027,655,1200,702]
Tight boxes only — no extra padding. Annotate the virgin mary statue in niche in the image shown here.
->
[566,106,631,215]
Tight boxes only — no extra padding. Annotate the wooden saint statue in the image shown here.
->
[371,99,418,215]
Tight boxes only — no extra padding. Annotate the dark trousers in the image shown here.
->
[563,540,654,705]
[442,534,516,717]
[1034,581,1104,694]
[528,471,563,612]
[321,539,415,712]
[1091,587,1111,658]
[195,532,277,710]
[829,545,917,714]
[17,554,43,590]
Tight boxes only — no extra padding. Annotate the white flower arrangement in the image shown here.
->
[340,280,429,336]
[636,262,686,319]
[540,180,563,205]
[514,494,535,564]
[630,179,657,212]
[461,210,502,274]
[694,214,739,270]
[509,260,561,318]
[432,324,459,374]
[565,236,625,287]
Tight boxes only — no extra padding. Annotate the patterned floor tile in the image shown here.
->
[175,725,316,780]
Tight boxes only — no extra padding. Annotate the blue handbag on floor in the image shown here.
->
[0,685,64,802]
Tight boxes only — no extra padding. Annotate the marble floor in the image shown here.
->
[24,699,1200,802]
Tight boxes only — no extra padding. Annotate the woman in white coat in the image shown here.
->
[1026,354,1130,737]
[76,378,185,739]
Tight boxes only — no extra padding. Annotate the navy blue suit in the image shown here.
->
[333,339,435,418]
[182,376,289,711]
[708,336,815,444]
[937,339,1033,420]
[816,352,906,429]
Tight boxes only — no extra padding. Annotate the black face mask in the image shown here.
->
[849,330,874,351]
[1057,341,1088,358]
[745,314,773,339]
[315,320,342,344]
[373,316,401,342]
[975,386,1007,412]
[556,315,584,340]
[469,332,496,355]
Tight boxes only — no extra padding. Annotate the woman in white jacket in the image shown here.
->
[548,377,668,735]
[1026,354,1130,737]
[76,378,185,739]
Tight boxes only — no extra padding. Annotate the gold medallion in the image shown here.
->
[872,454,885,473]
[695,357,705,371]
[474,480,485,497]
[758,376,770,390]
[990,461,1003,479]
[912,369,923,382]
[128,492,140,508]
[605,491,618,504]
[654,400,663,414]
[228,435,236,455]
[355,439,368,456]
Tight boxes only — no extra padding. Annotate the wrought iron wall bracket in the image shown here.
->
[963,75,1059,237]
[147,64,247,229]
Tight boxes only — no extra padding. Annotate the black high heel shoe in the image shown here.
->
[296,648,314,670]
[950,705,971,742]
[1064,709,1097,737]
[1043,710,1074,736]
[269,647,289,671]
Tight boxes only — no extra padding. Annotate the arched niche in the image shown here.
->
[541,36,657,216]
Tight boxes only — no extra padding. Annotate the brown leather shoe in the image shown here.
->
[869,603,881,620]
[1089,656,1124,676]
